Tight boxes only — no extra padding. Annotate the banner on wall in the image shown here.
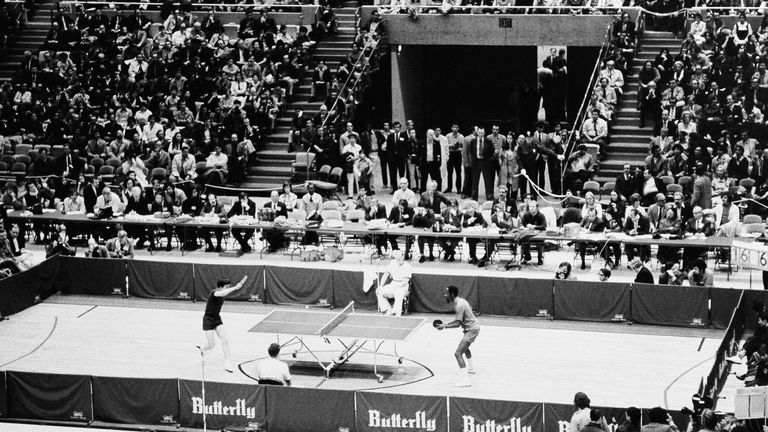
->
[356,392,448,432]
[193,263,265,302]
[266,386,356,432]
[91,376,179,425]
[0,256,60,316]
[0,370,6,418]
[332,269,379,310]
[178,379,266,431]
[450,398,543,432]
[264,265,333,306]
[632,283,709,327]
[477,277,553,318]
[127,260,194,300]
[6,371,92,422]
[553,280,629,322]
[58,256,126,296]
[410,274,478,314]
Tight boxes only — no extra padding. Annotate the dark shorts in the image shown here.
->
[461,327,480,344]
[202,315,223,331]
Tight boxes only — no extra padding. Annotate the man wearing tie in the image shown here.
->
[419,129,442,192]
[263,191,288,253]
[389,122,409,190]
[226,192,257,253]
[640,81,661,129]
[647,193,667,233]
[469,128,495,201]
[578,208,605,270]
[615,164,636,202]
[56,145,82,179]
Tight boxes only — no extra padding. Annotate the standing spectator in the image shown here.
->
[419,129,442,192]
[469,127,495,202]
[445,124,464,194]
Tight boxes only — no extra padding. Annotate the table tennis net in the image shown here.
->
[318,302,355,335]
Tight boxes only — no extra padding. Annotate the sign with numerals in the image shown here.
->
[732,241,768,271]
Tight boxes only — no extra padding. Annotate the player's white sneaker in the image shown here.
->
[224,360,234,373]
[467,368,476,375]
[454,377,472,387]
[454,369,472,387]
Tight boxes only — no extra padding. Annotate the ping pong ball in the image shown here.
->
[305,305,309,309]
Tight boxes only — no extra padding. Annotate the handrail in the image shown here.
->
[320,36,378,130]
[560,22,613,187]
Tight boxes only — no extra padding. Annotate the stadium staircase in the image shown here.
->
[595,30,681,185]
[242,1,360,191]
[0,1,55,81]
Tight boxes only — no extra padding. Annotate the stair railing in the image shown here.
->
[560,21,614,192]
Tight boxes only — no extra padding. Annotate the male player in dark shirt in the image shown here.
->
[200,276,248,372]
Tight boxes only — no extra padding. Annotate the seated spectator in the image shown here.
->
[631,258,654,284]
[579,109,608,154]
[375,250,412,316]
[256,343,291,386]
[520,201,547,265]
[84,238,107,258]
[46,224,76,258]
[262,191,288,253]
[106,230,134,259]
[599,60,624,96]
[227,192,257,252]
[555,262,576,280]
[387,198,415,259]
[204,145,229,186]
[689,258,714,287]
[598,268,612,282]
[563,144,595,192]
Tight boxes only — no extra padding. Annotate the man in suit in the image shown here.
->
[419,129,442,192]
[520,202,547,265]
[577,208,605,269]
[376,122,393,191]
[459,201,488,265]
[226,192,257,252]
[263,191,288,253]
[647,193,667,233]
[640,81,661,129]
[389,122,409,191]
[469,128,496,201]
[55,145,83,179]
[615,164,635,202]
[624,208,651,262]
[387,199,415,259]
[690,163,712,210]
[32,148,56,177]
[418,180,450,215]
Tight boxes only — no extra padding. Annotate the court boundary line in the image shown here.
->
[0,316,58,369]
[76,305,97,319]
[662,354,715,409]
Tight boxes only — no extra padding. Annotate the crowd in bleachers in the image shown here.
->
[0,3,370,188]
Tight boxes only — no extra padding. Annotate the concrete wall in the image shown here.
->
[380,13,616,46]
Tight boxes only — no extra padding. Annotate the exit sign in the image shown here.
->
[499,18,512,28]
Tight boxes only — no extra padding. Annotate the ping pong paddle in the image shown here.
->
[433,319,443,329]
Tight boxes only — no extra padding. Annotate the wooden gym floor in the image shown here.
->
[0,293,723,412]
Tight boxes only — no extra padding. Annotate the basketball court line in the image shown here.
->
[0,316,57,369]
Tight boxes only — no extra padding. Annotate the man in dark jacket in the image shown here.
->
[226,192,257,252]
[632,258,654,284]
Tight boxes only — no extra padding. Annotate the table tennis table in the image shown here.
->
[249,302,425,382]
